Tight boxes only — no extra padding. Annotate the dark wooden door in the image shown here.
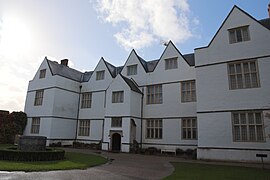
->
[112,133,121,152]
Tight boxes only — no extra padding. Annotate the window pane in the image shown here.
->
[248,113,254,124]
[240,113,246,124]
[229,31,236,43]
[236,29,242,42]
[230,75,237,89]
[244,74,251,88]
[256,125,264,141]
[242,28,249,41]
[255,113,262,124]
[241,126,247,141]
[234,126,240,141]
[249,125,256,141]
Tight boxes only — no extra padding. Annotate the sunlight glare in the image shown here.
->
[0,16,34,58]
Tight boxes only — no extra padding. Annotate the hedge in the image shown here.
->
[0,147,65,161]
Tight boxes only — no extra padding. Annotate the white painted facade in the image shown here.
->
[24,6,270,162]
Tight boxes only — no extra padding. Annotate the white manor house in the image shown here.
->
[24,6,270,162]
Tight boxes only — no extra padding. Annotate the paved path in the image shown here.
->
[0,148,269,180]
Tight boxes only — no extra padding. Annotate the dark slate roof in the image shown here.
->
[115,66,124,75]
[103,60,124,78]
[81,71,93,82]
[47,60,83,82]
[259,18,270,30]
[183,53,195,66]
[137,55,148,72]
[121,74,142,94]
[146,60,159,72]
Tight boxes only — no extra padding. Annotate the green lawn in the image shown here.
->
[0,144,107,172]
[165,162,270,180]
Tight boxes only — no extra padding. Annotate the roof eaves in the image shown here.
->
[120,74,142,94]
[102,58,116,78]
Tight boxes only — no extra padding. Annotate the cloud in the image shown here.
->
[0,16,41,112]
[95,0,197,50]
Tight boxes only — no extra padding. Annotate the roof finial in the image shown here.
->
[160,40,169,46]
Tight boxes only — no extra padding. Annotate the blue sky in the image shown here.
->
[0,0,269,111]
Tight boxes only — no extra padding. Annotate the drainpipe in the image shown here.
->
[140,87,144,150]
[75,85,82,142]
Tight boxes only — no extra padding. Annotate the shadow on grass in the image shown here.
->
[0,152,107,172]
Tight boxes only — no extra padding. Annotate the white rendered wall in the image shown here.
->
[195,7,270,162]
[79,91,105,119]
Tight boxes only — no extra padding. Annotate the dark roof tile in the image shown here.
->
[121,74,142,94]
[259,18,270,30]
[47,60,83,82]
[183,53,195,66]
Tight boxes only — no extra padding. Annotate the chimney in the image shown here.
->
[61,59,68,66]
[268,3,270,17]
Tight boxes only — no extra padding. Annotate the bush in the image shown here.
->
[0,146,65,161]
[176,148,185,155]
[185,149,194,156]
[146,147,159,155]
[0,111,27,144]
[72,141,101,150]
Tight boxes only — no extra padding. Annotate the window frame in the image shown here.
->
[112,91,124,103]
[34,89,44,106]
[228,60,260,90]
[181,80,196,103]
[39,69,46,79]
[78,120,90,136]
[127,64,138,76]
[145,119,163,139]
[146,84,163,104]
[31,117,40,134]
[231,111,265,142]
[181,118,197,140]
[81,92,92,108]
[228,26,250,44]
[165,57,178,70]
[96,70,105,80]
[111,117,122,127]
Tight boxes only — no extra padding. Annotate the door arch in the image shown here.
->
[111,133,121,152]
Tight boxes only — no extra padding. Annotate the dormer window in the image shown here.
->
[39,69,46,79]
[165,57,178,70]
[96,70,105,80]
[228,26,250,44]
[127,64,137,76]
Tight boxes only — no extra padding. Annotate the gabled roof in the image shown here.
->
[183,53,195,66]
[150,41,195,72]
[146,59,159,72]
[120,74,142,94]
[103,58,123,78]
[259,18,270,30]
[46,58,83,82]
[132,50,149,72]
[81,71,93,82]
[195,5,270,50]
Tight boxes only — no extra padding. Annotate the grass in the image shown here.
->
[165,162,270,180]
[0,144,107,172]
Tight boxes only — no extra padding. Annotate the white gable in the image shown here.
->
[149,41,195,84]
[121,50,147,84]
[82,57,113,91]
[195,6,270,66]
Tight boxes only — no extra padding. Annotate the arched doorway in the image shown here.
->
[111,133,121,152]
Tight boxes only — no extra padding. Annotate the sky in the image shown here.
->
[0,0,269,112]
